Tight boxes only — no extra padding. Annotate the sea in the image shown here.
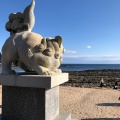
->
[60,64,120,71]
[1,64,120,72]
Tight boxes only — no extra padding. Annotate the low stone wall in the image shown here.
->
[62,69,120,88]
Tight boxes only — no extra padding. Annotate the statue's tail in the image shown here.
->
[5,0,35,35]
[23,0,35,32]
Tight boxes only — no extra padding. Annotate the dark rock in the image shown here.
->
[61,70,120,88]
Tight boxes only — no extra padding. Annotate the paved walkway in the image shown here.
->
[59,86,120,120]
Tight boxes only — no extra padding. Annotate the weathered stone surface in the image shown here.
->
[0,73,68,88]
[46,86,59,120]
[2,0,64,75]
[2,31,64,75]
[2,86,59,120]
[54,112,71,120]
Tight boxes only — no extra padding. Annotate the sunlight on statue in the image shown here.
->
[2,0,64,75]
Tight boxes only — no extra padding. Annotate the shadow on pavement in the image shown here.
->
[96,103,120,107]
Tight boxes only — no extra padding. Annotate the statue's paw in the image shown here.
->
[42,71,53,75]
[2,70,16,75]
[54,69,62,73]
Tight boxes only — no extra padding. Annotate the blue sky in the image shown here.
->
[1,0,120,64]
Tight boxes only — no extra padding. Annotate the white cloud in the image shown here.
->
[64,50,77,54]
[86,46,92,48]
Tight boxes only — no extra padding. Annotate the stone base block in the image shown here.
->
[54,112,71,120]
[54,112,78,120]
[0,73,70,120]
[0,73,68,89]
[2,86,59,120]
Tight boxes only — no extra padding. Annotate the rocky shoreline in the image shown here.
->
[0,67,120,88]
[62,69,120,88]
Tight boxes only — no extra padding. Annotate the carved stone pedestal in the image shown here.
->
[0,73,77,120]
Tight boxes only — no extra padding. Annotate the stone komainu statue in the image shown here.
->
[2,0,64,75]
